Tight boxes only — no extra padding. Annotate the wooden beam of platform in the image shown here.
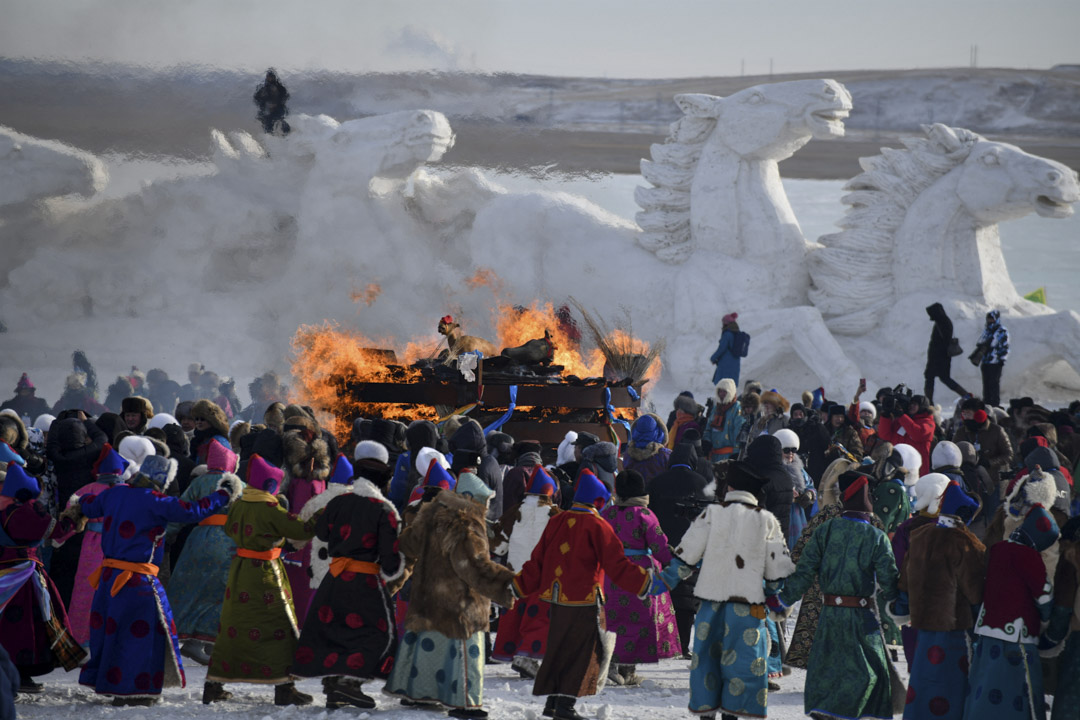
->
[341,382,640,409]
[499,422,628,445]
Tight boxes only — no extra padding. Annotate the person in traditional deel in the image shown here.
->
[962,502,1059,720]
[0,373,49,424]
[767,469,902,720]
[600,469,681,687]
[48,445,133,648]
[254,69,290,135]
[1042,516,1080,720]
[292,441,404,710]
[0,464,86,695]
[383,460,515,719]
[203,454,320,707]
[512,468,655,720]
[167,438,242,666]
[656,459,794,720]
[491,465,562,680]
[891,480,983,720]
[72,450,238,706]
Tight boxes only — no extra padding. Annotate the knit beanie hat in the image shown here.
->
[615,469,647,500]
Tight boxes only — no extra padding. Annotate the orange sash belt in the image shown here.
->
[328,557,381,578]
[199,515,228,527]
[236,547,281,561]
[88,559,159,597]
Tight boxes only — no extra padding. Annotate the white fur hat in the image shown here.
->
[556,431,578,466]
[147,413,179,430]
[354,440,390,464]
[118,435,156,469]
[858,401,876,420]
[715,378,737,401]
[931,441,963,470]
[773,428,800,452]
[893,444,922,486]
[414,446,450,477]
[912,472,952,514]
[33,414,56,432]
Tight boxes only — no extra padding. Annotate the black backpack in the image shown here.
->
[731,331,751,358]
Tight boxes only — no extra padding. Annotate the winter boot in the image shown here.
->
[617,664,643,686]
[605,665,625,686]
[18,673,43,694]
[202,681,232,704]
[275,682,314,706]
[324,676,376,710]
[111,696,158,707]
[511,656,540,679]
[181,639,211,665]
[552,696,586,720]
[542,696,558,717]
[448,708,488,719]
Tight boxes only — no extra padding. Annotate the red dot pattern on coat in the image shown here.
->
[295,646,315,664]
[318,606,334,623]
[387,513,399,529]
[227,626,238,638]
[90,612,103,629]
[106,667,122,685]
[130,619,150,638]
[241,662,252,675]
[928,697,950,716]
[238,591,250,603]
[260,665,273,677]
[147,525,164,540]
[346,613,364,629]
[244,524,254,536]
[273,629,287,641]
[225,587,231,600]
[346,653,365,670]
[102,516,112,532]
[263,591,274,605]
[230,522,239,534]
[248,628,261,641]
[118,520,136,539]
[927,645,946,665]
[339,524,352,540]
[375,618,388,632]
[105,617,118,635]
[1037,515,1052,532]
[906,686,916,705]
[340,571,356,582]
[323,652,339,668]
[361,532,377,548]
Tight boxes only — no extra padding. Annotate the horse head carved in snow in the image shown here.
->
[635,79,852,266]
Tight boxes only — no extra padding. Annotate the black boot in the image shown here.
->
[325,676,376,710]
[202,681,232,704]
[448,708,488,719]
[111,696,158,707]
[275,682,313,706]
[18,674,43,694]
[552,696,586,720]
[542,696,558,717]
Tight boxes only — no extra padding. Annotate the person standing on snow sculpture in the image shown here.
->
[658,460,795,720]
[600,470,681,687]
[710,312,743,387]
[74,453,239,707]
[292,442,404,710]
[891,480,983,720]
[971,309,1009,408]
[767,470,902,720]
[513,469,655,720]
[202,454,319,707]
[254,69,290,135]
[923,303,969,403]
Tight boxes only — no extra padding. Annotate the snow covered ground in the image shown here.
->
[13,611,910,720]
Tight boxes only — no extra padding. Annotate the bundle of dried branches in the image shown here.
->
[568,298,665,385]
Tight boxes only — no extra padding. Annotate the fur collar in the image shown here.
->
[724,490,759,506]
[615,496,650,508]
[352,478,401,524]
[241,486,278,504]
[627,442,664,461]
[298,482,351,522]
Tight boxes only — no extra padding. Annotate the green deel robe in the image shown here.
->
[779,515,899,720]
[206,488,317,684]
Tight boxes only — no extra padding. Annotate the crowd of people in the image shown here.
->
[0,339,1078,720]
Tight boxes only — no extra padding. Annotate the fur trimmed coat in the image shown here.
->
[398,490,515,639]
[899,519,986,631]
[491,494,560,572]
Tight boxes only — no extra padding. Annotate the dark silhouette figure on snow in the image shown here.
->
[254,70,290,136]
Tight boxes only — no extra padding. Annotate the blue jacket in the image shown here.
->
[702,401,744,457]
[710,330,741,385]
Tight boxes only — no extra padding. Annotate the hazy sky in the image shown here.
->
[4,0,1078,77]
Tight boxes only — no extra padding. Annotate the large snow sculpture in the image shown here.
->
[810,124,1080,393]
[0,126,107,208]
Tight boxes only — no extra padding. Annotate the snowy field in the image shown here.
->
[14,611,896,720]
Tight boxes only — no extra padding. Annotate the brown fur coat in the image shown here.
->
[399,490,515,638]
[899,520,986,631]
[282,428,330,482]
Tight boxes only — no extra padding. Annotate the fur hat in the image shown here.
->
[858,401,876,420]
[673,392,700,416]
[801,390,814,407]
[229,420,251,450]
[140,455,178,492]
[415,447,450,477]
[931,441,963,470]
[726,460,768,496]
[760,390,790,414]
[744,381,763,396]
[556,431,578,466]
[147,413,178,430]
[912,473,952,515]
[572,432,599,449]
[715,378,737,402]
[615,469,647,500]
[118,435,156,469]
[65,371,87,391]
[740,392,760,414]
[263,402,286,429]
[354,440,390,465]
[174,401,194,421]
[893,444,922,484]
[32,414,55,433]
[838,469,873,511]
[190,399,229,437]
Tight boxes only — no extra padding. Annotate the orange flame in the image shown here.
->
[465,267,503,292]
[493,302,603,378]
[350,283,382,307]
